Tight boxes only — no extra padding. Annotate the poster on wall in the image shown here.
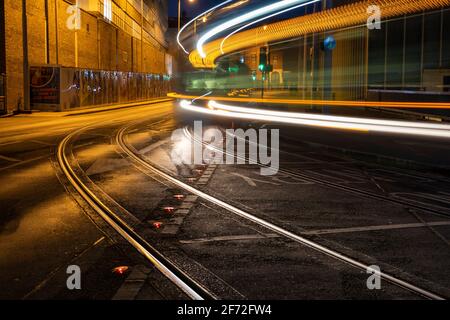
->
[165,54,173,77]
[60,68,80,110]
[30,66,60,110]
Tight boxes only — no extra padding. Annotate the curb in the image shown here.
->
[372,107,450,123]
[0,98,173,119]
[64,98,174,117]
[0,113,15,118]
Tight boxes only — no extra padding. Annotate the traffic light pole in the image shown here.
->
[261,72,264,99]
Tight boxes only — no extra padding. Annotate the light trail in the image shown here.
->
[167,92,450,109]
[190,0,450,68]
[179,100,450,138]
[192,91,213,103]
[177,0,234,55]
[197,0,315,58]
[220,0,320,54]
[208,101,450,130]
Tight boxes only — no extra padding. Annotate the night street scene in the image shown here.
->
[0,0,450,311]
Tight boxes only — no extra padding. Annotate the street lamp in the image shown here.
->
[178,0,195,32]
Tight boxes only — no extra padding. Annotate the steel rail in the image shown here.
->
[117,123,446,300]
[57,125,213,301]
[185,126,450,219]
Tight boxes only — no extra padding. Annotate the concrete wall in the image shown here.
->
[3,0,168,113]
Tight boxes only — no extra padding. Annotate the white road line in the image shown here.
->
[180,234,280,244]
[30,140,55,146]
[0,140,23,147]
[0,155,48,172]
[0,154,22,162]
[302,221,450,235]
[139,139,167,155]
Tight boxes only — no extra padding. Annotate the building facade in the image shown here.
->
[1,0,170,113]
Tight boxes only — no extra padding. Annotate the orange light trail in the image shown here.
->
[189,0,450,68]
[167,93,450,109]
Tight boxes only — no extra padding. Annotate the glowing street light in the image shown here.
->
[178,0,196,32]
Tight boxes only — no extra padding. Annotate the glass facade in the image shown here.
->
[368,9,450,92]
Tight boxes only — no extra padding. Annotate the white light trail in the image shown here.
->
[220,0,320,54]
[179,100,450,138]
[177,0,234,55]
[209,101,450,130]
[192,91,213,103]
[197,0,314,58]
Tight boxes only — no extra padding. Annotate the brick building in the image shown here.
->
[1,0,170,113]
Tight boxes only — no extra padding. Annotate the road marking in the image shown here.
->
[180,233,280,244]
[302,221,450,235]
[369,168,434,182]
[391,192,450,210]
[304,169,357,184]
[85,158,129,175]
[22,236,106,300]
[138,139,168,155]
[0,155,22,162]
[30,140,55,146]
[230,172,281,187]
[0,140,22,147]
[0,156,48,172]
[323,169,368,183]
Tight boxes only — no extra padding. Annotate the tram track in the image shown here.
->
[117,121,446,300]
[188,127,450,219]
[57,121,214,301]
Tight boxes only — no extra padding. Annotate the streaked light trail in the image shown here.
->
[167,92,450,109]
[197,0,315,58]
[190,0,450,68]
[179,100,450,138]
[177,0,234,55]
[220,0,320,54]
[208,101,450,130]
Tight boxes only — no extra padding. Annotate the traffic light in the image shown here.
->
[259,47,267,71]
[258,47,273,73]
[228,66,239,73]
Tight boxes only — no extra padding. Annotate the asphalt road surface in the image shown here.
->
[0,100,449,299]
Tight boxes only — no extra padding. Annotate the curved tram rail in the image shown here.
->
[57,125,214,301]
[116,121,446,300]
[185,127,450,220]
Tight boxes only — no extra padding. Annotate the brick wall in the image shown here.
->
[3,0,168,113]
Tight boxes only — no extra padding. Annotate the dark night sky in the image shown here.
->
[168,0,210,18]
